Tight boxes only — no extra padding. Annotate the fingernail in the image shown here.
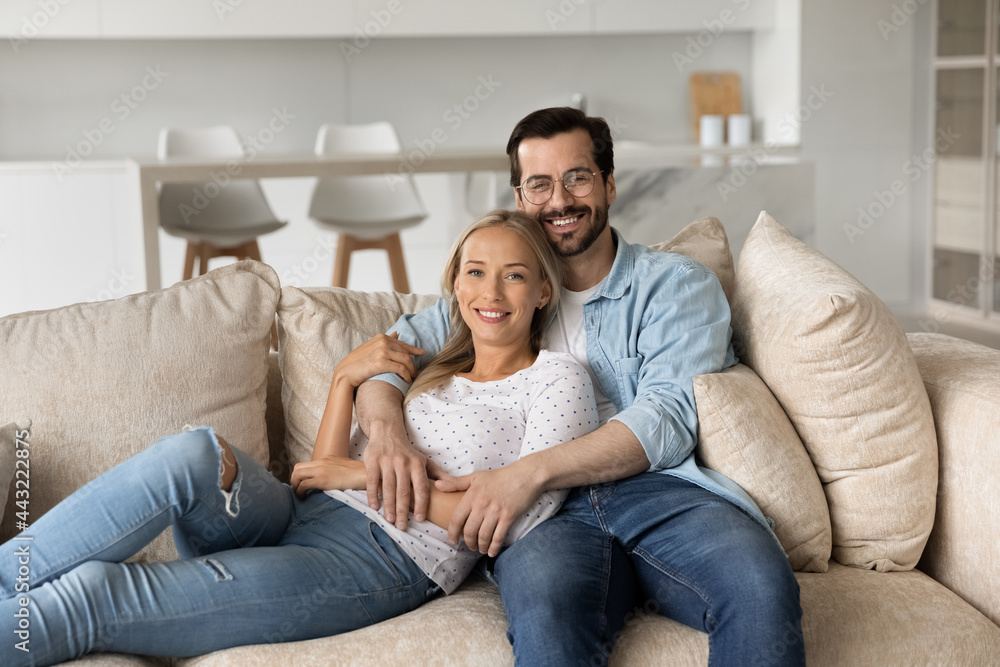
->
[414,513,425,522]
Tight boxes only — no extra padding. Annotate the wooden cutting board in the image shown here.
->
[690,72,743,142]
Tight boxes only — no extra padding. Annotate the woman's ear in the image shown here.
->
[538,281,552,309]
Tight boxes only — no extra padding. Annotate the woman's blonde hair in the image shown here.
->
[404,209,562,403]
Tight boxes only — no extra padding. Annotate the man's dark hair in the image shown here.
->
[506,107,615,188]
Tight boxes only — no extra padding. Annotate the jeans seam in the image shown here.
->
[364,523,405,588]
[630,545,715,630]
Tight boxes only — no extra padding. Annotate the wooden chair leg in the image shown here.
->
[332,234,355,287]
[198,243,213,276]
[245,241,263,262]
[183,242,197,281]
[384,233,410,294]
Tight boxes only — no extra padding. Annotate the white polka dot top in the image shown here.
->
[327,349,598,594]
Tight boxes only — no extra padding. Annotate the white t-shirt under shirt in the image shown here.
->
[545,285,618,424]
[328,349,598,594]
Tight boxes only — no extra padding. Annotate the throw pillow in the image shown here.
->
[730,211,938,571]
[651,216,735,304]
[276,287,438,466]
[0,260,279,562]
[694,364,831,572]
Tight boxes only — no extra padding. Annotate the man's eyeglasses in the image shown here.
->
[516,168,600,206]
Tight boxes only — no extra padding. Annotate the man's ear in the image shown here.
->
[605,172,617,206]
[514,188,526,212]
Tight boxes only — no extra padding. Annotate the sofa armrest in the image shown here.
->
[909,333,1000,627]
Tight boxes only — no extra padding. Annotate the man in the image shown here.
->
[354,107,803,665]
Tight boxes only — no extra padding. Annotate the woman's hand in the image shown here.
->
[291,457,367,499]
[335,332,426,387]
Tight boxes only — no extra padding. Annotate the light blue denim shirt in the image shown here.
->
[372,229,772,533]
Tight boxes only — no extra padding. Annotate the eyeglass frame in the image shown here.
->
[515,168,605,206]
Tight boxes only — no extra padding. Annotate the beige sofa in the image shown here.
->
[2,211,999,666]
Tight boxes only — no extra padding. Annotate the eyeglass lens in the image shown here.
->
[520,168,596,205]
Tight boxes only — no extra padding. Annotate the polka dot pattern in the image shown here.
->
[329,350,598,593]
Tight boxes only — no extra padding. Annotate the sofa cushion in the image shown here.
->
[730,211,938,571]
[651,216,735,304]
[276,287,438,465]
[174,563,1000,667]
[0,260,279,562]
[694,364,831,572]
[909,332,1000,627]
[796,563,1000,664]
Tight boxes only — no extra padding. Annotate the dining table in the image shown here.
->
[126,142,794,290]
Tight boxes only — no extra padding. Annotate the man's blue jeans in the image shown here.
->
[0,427,435,666]
[492,473,805,666]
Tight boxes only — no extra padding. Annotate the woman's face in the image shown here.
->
[453,226,552,351]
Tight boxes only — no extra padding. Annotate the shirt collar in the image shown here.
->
[591,227,633,301]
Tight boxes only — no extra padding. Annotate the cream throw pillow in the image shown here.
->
[651,216,735,304]
[694,364,831,572]
[0,260,279,562]
[730,211,938,571]
[276,287,438,465]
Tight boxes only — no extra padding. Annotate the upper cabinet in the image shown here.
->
[1,0,102,39]
[2,0,776,39]
[594,0,775,34]
[355,0,590,36]
[100,0,356,38]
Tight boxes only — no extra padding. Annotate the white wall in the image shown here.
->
[799,0,925,312]
[0,2,934,316]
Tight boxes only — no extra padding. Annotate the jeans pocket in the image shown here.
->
[365,522,405,587]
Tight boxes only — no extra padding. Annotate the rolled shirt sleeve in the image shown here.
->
[606,258,735,471]
[368,297,452,394]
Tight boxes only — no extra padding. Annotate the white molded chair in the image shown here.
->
[157,126,286,280]
[308,122,427,293]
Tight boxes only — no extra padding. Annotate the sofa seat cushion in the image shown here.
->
[175,564,1000,666]
[730,211,938,571]
[0,260,279,563]
[797,563,1000,665]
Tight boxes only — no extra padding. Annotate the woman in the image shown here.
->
[0,210,597,665]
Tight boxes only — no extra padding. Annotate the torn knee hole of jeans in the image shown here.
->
[201,558,233,582]
[214,441,242,518]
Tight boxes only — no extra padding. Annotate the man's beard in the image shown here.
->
[542,204,609,258]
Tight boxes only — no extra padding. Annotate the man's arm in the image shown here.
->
[442,420,647,554]
[355,297,452,530]
[442,257,734,552]
[355,379,429,528]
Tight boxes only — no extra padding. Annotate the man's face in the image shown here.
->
[514,129,616,259]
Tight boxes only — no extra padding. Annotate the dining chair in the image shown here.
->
[157,125,285,348]
[308,122,427,293]
[156,125,286,280]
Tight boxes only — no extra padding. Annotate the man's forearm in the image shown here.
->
[355,379,406,438]
[525,420,650,492]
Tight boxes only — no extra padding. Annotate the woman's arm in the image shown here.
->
[293,453,467,533]
[292,332,423,497]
